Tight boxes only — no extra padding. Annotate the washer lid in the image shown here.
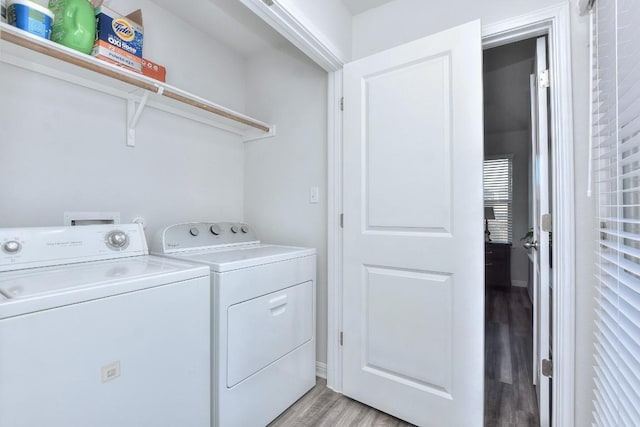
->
[174,244,316,272]
[0,255,209,318]
[0,256,177,299]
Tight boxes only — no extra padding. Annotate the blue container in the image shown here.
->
[7,0,54,40]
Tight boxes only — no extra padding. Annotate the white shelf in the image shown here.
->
[0,23,275,144]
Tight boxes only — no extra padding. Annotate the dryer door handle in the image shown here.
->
[269,295,288,312]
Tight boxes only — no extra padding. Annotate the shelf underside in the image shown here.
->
[0,23,274,141]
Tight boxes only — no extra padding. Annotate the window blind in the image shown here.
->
[592,0,640,425]
[483,157,513,243]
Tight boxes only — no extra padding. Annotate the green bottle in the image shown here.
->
[48,0,95,54]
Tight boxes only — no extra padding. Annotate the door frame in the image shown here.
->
[480,6,575,427]
[240,1,575,426]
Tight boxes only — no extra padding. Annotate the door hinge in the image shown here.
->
[340,213,344,228]
[539,69,550,89]
[541,213,552,232]
[542,359,553,378]
[339,331,344,346]
[340,97,344,111]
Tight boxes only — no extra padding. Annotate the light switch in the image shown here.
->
[309,187,319,204]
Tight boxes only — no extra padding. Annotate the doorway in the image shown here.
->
[325,5,576,427]
[483,36,552,426]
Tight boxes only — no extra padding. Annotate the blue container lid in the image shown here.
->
[7,0,55,20]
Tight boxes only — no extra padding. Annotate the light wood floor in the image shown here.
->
[485,287,540,426]
[269,379,413,427]
[271,287,539,427]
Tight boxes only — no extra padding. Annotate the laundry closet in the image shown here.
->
[1,0,596,426]
[0,0,329,366]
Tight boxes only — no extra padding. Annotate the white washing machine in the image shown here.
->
[0,224,211,427]
[152,222,316,427]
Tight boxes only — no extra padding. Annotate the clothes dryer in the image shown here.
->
[152,222,316,427]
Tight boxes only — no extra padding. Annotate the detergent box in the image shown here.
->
[141,58,166,82]
[93,6,143,73]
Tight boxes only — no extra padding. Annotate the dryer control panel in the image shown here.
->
[155,222,259,254]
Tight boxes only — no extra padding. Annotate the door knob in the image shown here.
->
[523,240,539,250]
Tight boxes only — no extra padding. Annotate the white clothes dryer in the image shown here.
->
[0,224,211,427]
[152,222,316,427]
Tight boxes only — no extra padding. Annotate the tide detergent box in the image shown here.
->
[142,58,166,82]
[93,6,143,73]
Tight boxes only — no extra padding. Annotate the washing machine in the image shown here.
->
[0,224,211,427]
[152,222,316,427]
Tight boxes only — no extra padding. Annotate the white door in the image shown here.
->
[342,21,484,426]
[529,36,551,427]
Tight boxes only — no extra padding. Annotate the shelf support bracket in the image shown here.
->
[127,91,149,148]
[243,125,277,143]
[126,87,163,147]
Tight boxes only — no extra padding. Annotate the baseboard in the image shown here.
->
[316,361,327,379]
[512,279,528,288]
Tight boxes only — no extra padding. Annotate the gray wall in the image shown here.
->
[0,0,248,236]
[483,39,536,287]
[244,44,328,364]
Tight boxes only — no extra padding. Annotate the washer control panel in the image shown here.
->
[105,230,130,251]
[157,222,258,253]
[2,240,22,255]
[0,224,147,272]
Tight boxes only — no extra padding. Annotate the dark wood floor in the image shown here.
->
[485,287,540,426]
[272,287,539,426]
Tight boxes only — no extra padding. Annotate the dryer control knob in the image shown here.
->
[106,231,128,249]
[230,225,239,234]
[210,225,221,235]
[240,225,249,234]
[3,240,21,254]
[189,227,200,237]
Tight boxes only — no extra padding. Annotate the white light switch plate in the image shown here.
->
[309,187,319,204]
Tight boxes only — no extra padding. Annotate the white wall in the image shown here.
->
[352,1,595,424]
[571,8,596,427]
[114,0,246,110]
[278,0,352,61]
[243,44,328,364]
[352,0,566,59]
[0,0,247,237]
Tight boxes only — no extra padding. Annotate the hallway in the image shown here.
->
[485,288,540,426]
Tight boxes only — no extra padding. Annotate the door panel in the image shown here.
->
[343,20,484,427]
[364,266,453,393]
[365,55,451,232]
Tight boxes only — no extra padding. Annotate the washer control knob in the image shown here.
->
[210,224,221,235]
[189,227,200,237]
[3,240,21,254]
[230,225,239,234]
[240,225,249,234]
[106,231,128,249]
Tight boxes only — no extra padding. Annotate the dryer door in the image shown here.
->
[226,280,313,387]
